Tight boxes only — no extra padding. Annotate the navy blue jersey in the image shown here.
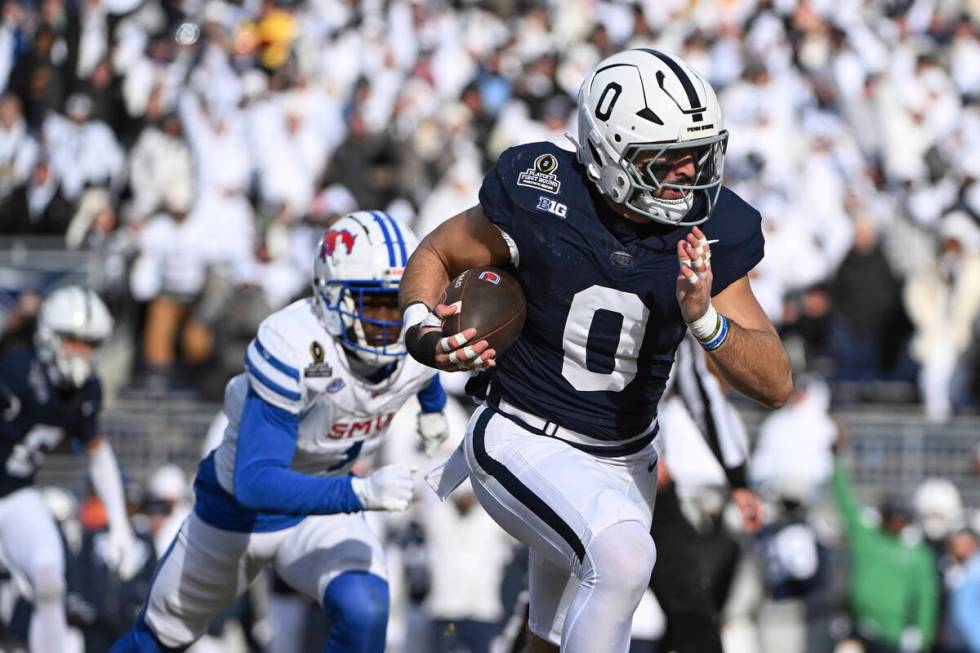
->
[478,142,764,441]
[0,348,101,496]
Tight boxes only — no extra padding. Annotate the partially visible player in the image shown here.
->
[0,286,140,652]
[402,49,791,653]
[113,211,449,653]
[651,332,763,653]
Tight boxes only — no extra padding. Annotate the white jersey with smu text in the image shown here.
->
[211,298,436,495]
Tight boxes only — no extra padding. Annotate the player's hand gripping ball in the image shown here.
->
[439,267,526,366]
[404,267,526,372]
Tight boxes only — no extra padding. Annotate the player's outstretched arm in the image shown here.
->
[676,227,792,408]
[400,205,512,371]
[86,435,141,579]
[235,391,413,513]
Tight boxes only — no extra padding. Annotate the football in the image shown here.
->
[440,267,527,356]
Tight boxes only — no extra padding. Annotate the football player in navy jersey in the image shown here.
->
[0,286,141,652]
[401,49,792,653]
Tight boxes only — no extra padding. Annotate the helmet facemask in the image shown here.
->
[36,329,103,389]
[314,280,406,366]
[619,132,728,226]
[34,286,112,390]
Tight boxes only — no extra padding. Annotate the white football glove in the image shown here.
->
[105,527,143,581]
[418,412,449,457]
[350,465,414,511]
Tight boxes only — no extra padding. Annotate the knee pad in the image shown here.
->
[323,572,389,653]
[32,565,65,603]
[586,521,657,598]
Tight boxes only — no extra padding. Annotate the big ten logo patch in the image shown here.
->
[518,153,561,194]
[536,196,567,218]
[326,412,396,440]
[478,270,501,284]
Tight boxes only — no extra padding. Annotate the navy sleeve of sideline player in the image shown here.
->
[233,390,363,514]
[70,377,103,445]
[416,375,446,413]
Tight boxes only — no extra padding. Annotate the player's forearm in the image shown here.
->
[87,437,132,534]
[235,391,364,514]
[707,321,792,408]
[399,240,452,311]
[235,464,363,515]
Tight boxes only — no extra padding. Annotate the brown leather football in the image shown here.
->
[440,267,527,355]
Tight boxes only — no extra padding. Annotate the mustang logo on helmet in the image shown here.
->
[321,229,358,257]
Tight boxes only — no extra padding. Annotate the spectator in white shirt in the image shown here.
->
[421,479,516,653]
[130,183,213,386]
[127,113,193,221]
[41,93,124,201]
[904,212,980,422]
[0,93,38,202]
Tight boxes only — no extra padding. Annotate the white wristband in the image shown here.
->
[402,302,432,330]
[687,303,721,342]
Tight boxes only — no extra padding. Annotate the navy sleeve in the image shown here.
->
[417,374,446,413]
[707,193,765,296]
[479,156,518,233]
[234,390,363,514]
[70,378,102,445]
[478,148,534,264]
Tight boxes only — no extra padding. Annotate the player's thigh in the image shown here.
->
[144,512,276,647]
[0,488,64,583]
[273,512,386,605]
[464,406,657,573]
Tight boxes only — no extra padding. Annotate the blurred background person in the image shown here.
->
[832,447,939,653]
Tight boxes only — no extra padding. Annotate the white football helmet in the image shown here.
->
[34,286,113,388]
[573,49,728,226]
[313,211,419,365]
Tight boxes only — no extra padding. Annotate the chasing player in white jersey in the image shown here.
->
[112,211,449,653]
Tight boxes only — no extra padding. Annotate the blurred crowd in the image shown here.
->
[0,0,978,417]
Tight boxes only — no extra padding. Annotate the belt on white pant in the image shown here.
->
[486,384,657,457]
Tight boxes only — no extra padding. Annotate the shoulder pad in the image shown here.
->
[487,142,583,212]
[244,306,310,414]
[706,187,763,245]
[702,187,765,294]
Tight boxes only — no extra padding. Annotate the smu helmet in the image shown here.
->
[313,211,419,365]
[574,49,728,226]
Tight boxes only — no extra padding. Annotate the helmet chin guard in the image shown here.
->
[312,211,420,366]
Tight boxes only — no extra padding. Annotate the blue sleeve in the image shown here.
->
[417,374,446,413]
[234,389,363,514]
[954,564,980,650]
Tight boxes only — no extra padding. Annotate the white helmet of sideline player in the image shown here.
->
[573,49,728,226]
[34,286,113,389]
[313,211,419,365]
